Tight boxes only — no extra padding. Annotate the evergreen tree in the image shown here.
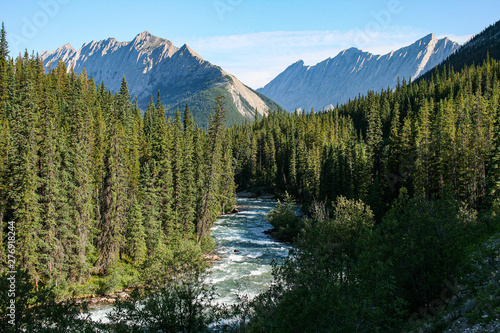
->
[97,116,128,274]
[91,103,107,230]
[8,54,42,287]
[0,22,9,111]
[126,197,147,265]
[180,104,196,236]
[171,108,184,231]
[414,99,433,198]
[0,114,9,269]
[385,101,401,195]
[487,101,500,203]
[366,95,383,167]
[66,76,95,282]
[219,134,236,214]
[196,95,227,242]
[127,99,142,202]
[140,162,162,255]
[37,87,68,287]
[153,93,175,242]
[0,22,8,60]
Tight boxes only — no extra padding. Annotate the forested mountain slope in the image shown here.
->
[0,40,236,305]
[420,19,500,81]
[41,31,280,127]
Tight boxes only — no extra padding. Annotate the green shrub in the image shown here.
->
[379,190,472,312]
[0,270,95,332]
[247,197,407,332]
[108,272,220,332]
[97,263,139,295]
[266,193,303,242]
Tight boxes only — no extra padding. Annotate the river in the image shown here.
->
[89,196,289,322]
[206,197,290,304]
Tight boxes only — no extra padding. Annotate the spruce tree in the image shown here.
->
[385,101,401,195]
[219,134,236,214]
[487,102,500,203]
[128,100,142,198]
[366,95,383,173]
[0,114,9,269]
[37,87,66,286]
[97,115,128,274]
[180,104,196,236]
[196,95,227,243]
[140,162,162,255]
[399,117,414,194]
[8,54,42,287]
[91,104,107,228]
[0,22,8,60]
[153,93,175,242]
[67,78,95,282]
[171,108,184,231]
[0,22,9,111]
[414,100,433,199]
[127,197,147,265]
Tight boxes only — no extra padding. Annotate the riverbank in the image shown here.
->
[69,199,248,309]
[236,190,276,199]
[86,197,289,322]
[76,289,131,307]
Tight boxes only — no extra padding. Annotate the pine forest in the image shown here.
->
[0,22,236,299]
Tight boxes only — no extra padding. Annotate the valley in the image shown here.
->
[0,11,499,333]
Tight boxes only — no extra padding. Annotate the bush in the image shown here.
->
[141,239,206,286]
[379,189,472,312]
[0,270,95,332]
[266,193,303,242]
[108,272,220,332]
[94,262,140,295]
[247,197,407,332]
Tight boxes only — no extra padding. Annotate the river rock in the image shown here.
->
[203,253,221,261]
[118,292,129,299]
[460,299,476,315]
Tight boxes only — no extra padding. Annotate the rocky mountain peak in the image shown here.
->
[258,34,459,111]
[136,30,153,40]
[178,44,203,60]
[41,32,280,126]
[59,43,76,52]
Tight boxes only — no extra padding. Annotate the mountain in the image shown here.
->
[419,19,500,81]
[41,31,280,127]
[257,34,459,111]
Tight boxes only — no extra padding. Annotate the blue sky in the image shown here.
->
[1,0,499,88]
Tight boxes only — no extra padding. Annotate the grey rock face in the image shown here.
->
[41,31,274,122]
[257,34,460,111]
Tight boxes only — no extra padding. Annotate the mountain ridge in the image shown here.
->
[41,31,280,127]
[257,33,460,111]
[419,19,500,81]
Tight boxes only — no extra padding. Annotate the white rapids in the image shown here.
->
[88,197,289,322]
